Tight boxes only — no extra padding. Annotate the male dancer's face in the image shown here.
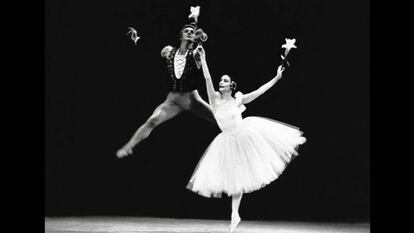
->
[181,27,195,42]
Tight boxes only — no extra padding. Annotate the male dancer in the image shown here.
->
[116,21,215,158]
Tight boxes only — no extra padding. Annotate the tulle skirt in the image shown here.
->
[186,116,306,198]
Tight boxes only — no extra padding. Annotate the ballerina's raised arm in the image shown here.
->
[195,45,220,109]
[238,65,285,105]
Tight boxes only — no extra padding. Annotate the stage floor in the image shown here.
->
[45,217,370,233]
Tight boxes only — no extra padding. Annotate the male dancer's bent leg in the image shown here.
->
[188,91,217,126]
[116,97,182,158]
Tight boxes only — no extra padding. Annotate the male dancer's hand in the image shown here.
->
[116,144,133,158]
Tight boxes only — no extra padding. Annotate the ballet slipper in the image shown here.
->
[229,214,241,233]
[116,144,133,158]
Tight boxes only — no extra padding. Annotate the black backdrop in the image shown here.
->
[45,0,369,222]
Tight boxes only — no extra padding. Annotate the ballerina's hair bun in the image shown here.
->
[230,81,237,91]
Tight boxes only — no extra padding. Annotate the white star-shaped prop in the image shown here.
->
[127,27,140,45]
[281,38,297,57]
[188,6,200,23]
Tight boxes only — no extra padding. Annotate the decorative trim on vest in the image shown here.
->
[165,47,202,92]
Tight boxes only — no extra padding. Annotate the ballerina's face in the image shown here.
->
[219,75,232,93]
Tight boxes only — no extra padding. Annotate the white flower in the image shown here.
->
[188,6,200,23]
[281,38,297,56]
[127,27,140,45]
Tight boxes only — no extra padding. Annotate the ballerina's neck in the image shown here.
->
[218,97,236,106]
[220,92,233,101]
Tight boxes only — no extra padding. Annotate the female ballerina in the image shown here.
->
[187,46,306,233]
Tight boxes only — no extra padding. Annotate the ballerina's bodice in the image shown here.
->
[214,100,244,133]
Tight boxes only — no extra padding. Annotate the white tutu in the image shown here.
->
[187,116,306,198]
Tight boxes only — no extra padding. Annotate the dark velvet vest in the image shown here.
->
[165,47,203,92]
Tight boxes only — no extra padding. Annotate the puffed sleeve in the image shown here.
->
[235,91,246,113]
[160,45,173,59]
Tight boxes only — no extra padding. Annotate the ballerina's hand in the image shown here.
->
[195,45,206,59]
[116,145,133,158]
[277,64,285,74]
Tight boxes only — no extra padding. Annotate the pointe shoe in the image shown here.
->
[229,214,241,233]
